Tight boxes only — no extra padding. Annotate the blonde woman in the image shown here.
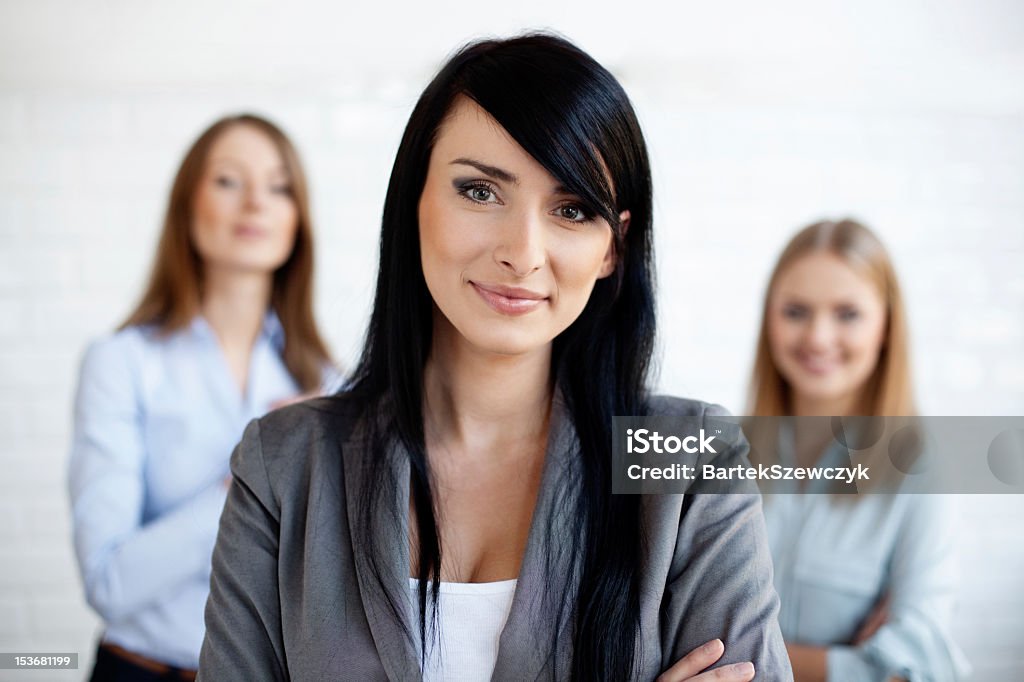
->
[68,114,336,681]
[748,219,968,681]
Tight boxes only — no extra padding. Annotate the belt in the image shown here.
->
[100,643,198,681]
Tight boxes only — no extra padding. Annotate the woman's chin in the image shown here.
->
[205,255,290,277]
[457,328,553,359]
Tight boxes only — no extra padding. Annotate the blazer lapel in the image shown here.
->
[343,422,422,682]
[341,396,584,682]
[491,396,581,681]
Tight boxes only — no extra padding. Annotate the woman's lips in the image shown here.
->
[234,224,267,238]
[794,352,840,376]
[471,281,548,316]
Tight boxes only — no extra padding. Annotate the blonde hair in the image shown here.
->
[748,219,915,417]
[121,114,332,392]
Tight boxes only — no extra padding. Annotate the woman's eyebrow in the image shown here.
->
[208,158,289,177]
[450,157,518,185]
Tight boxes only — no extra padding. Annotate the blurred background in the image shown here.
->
[0,0,1022,678]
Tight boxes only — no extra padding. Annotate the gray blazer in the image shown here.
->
[197,394,793,681]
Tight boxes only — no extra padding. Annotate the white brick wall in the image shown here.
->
[1,1,1022,679]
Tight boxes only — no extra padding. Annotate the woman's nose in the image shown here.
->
[804,313,835,349]
[494,209,546,277]
[243,184,268,212]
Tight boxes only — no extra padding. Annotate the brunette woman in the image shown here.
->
[69,114,336,681]
[199,37,791,681]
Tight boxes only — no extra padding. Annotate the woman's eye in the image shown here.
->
[215,176,240,189]
[558,205,586,222]
[459,183,498,204]
[837,307,860,322]
[270,184,293,196]
[782,305,808,320]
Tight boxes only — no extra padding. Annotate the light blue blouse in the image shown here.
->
[68,312,329,669]
[763,429,970,681]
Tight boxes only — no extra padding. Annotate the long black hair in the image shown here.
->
[346,32,656,680]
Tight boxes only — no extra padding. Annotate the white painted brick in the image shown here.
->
[24,297,119,338]
[0,298,28,339]
[368,77,420,108]
[328,102,408,140]
[25,194,91,241]
[28,94,129,141]
[29,594,94,636]
[0,94,28,141]
[0,401,29,441]
[23,498,69,539]
[258,103,328,147]
[78,249,149,292]
[991,251,1024,298]
[0,195,30,243]
[124,95,245,143]
[0,501,26,539]
[0,548,78,588]
[0,352,74,391]
[0,595,29,637]
[955,309,1024,345]
[0,144,81,189]
[79,142,180,192]
[0,459,66,497]
[0,249,80,291]
[1,431,69,458]
[969,664,1024,680]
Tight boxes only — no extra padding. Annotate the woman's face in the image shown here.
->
[191,124,298,276]
[418,96,626,357]
[767,252,888,409]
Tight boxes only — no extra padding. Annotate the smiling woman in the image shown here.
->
[747,219,969,681]
[67,114,336,682]
[197,34,792,682]
[418,96,622,355]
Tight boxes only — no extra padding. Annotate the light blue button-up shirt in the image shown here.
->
[763,427,970,681]
[68,312,326,669]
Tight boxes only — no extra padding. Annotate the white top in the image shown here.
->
[409,577,518,682]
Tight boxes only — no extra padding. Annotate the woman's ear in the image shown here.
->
[598,209,630,278]
[618,209,631,237]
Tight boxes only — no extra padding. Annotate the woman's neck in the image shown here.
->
[423,317,553,460]
[792,391,864,418]
[200,266,273,354]
[791,391,866,468]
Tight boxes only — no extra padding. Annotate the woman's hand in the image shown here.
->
[656,639,755,682]
[852,592,891,645]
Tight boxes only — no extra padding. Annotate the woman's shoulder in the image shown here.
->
[246,392,365,468]
[81,323,177,367]
[226,393,368,509]
[77,325,160,384]
[646,393,732,419]
[84,324,148,356]
[256,390,361,438]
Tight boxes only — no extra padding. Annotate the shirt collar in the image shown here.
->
[261,309,285,351]
[188,308,285,351]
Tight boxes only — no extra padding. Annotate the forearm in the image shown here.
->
[786,643,826,682]
[75,480,227,621]
[787,644,905,682]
